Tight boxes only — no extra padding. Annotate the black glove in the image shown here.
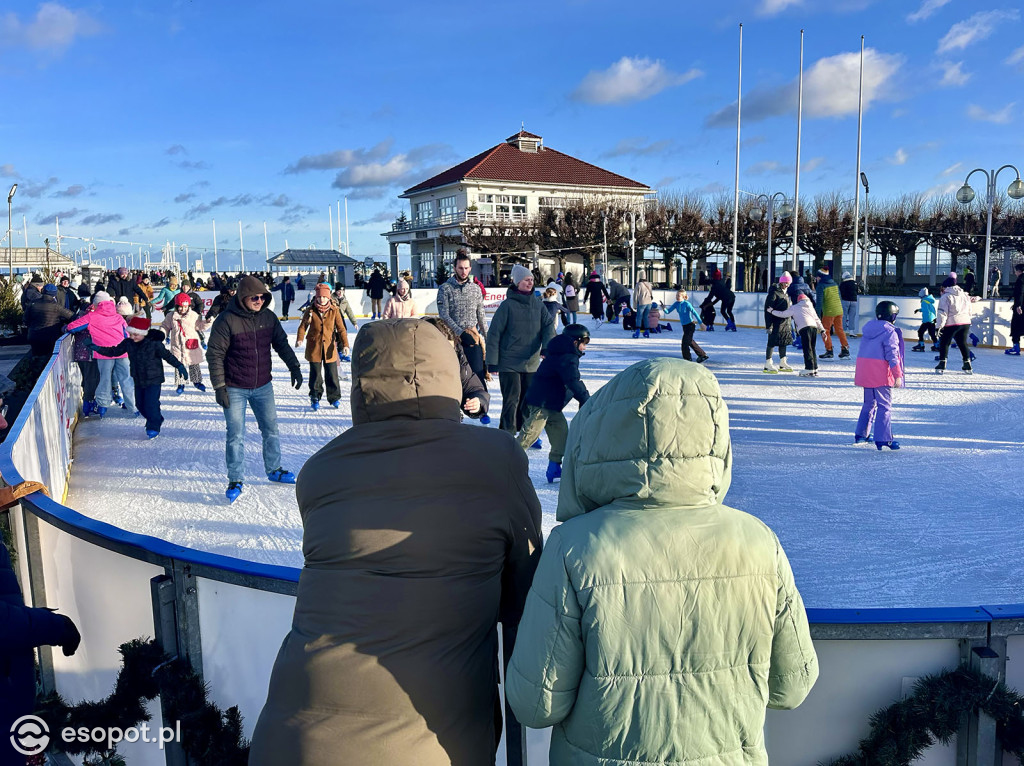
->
[54,613,81,657]
[176,365,188,378]
[290,369,303,390]
[215,387,230,409]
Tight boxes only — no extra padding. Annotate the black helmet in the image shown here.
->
[875,300,899,324]
[563,324,591,344]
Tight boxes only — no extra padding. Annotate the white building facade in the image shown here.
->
[382,131,654,286]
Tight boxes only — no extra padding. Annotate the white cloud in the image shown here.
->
[1007,46,1024,67]
[967,102,1015,124]
[705,48,904,127]
[938,61,970,86]
[747,161,783,176]
[942,162,963,176]
[937,10,1020,54]
[802,156,826,173]
[759,0,802,15]
[0,3,102,54]
[923,181,960,200]
[907,0,952,23]
[571,57,703,105]
[888,148,909,165]
[600,137,673,158]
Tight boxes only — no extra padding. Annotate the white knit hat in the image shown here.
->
[92,291,112,304]
[116,296,134,316]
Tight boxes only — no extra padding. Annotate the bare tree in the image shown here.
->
[446,218,533,283]
[647,194,710,288]
[799,191,853,275]
[870,195,925,289]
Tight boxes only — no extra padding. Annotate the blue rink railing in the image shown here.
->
[2,334,1023,766]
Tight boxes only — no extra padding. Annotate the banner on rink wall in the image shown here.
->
[10,337,82,501]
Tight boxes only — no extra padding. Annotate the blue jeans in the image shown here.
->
[95,357,136,410]
[223,382,281,483]
[638,303,654,331]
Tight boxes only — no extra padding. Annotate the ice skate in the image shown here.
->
[935,360,946,374]
[799,370,817,377]
[632,330,640,339]
[267,468,296,484]
[194,382,206,392]
[175,384,185,395]
[969,332,980,347]
[1005,344,1021,356]
[546,461,562,484]
[695,354,709,364]
[876,441,901,451]
[330,400,341,408]
[146,430,159,439]
[854,434,873,444]
[819,350,834,359]
[778,358,793,372]
[762,361,779,374]
[226,482,243,503]
[911,343,925,352]
[97,406,108,418]
[479,414,491,424]
[962,361,973,374]
[311,399,320,411]
[838,347,850,359]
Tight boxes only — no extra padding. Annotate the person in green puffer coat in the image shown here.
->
[814,266,849,358]
[506,357,818,766]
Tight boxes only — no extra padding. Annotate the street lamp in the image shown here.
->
[619,210,645,287]
[859,173,870,287]
[7,184,16,278]
[956,164,1024,298]
[748,192,792,288]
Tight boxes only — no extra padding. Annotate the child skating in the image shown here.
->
[664,290,709,362]
[763,273,795,373]
[161,291,209,393]
[911,288,937,352]
[767,293,825,377]
[853,301,904,450]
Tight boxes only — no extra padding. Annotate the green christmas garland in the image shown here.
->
[821,665,1024,766]
[35,638,249,766]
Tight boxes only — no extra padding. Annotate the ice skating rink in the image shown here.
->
[66,317,1024,610]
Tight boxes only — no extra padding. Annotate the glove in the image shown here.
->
[290,368,303,390]
[176,365,188,378]
[893,377,903,388]
[50,612,80,656]
[215,387,230,409]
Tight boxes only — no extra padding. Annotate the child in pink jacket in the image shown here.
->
[66,291,136,417]
[767,293,826,377]
[853,301,905,450]
[381,279,417,319]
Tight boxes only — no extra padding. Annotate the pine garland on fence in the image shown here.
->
[821,665,1024,766]
[35,637,249,765]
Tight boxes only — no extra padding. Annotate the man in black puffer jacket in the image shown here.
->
[206,275,303,503]
[25,283,74,356]
[517,324,591,484]
[2,540,80,764]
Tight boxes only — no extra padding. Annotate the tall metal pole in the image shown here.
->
[602,211,608,277]
[337,201,342,252]
[730,23,743,289]
[239,221,245,273]
[792,29,804,273]
[983,172,995,299]
[264,221,270,264]
[767,204,773,287]
[630,212,637,287]
[344,196,350,258]
[212,219,219,274]
[329,207,334,251]
[854,35,866,286]
[22,215,28,247]
[6,191,13,278]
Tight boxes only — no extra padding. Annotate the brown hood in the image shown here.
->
[351,318,461,425]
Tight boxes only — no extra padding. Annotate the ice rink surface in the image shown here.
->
[66,316,1024,610]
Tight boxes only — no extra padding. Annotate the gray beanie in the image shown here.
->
[510,264,533,286]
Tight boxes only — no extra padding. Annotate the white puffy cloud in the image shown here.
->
[937,10,1020,54]
[938,61,970,87]
[907,0,952,23]
[571,57,702,105]
[759,0,802,15]
[966,102,1015,124]
[0,3,102,54]
[888,148,909,165]
[1007,46,1024,67]
[706,48,904,127]
[942,162,963,176]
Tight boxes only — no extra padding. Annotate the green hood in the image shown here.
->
[557,357,731,521]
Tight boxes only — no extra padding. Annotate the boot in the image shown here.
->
[705,324,714,331]
[546,461,562,484]
[930,343,940,351]
[632,330,640,339]
[762,360,779,374]
[642,330,650,338]
[876,441,901,451]
[838,347,850,359]
[854,433,873,444]
[778,358,793,372]
[911,343,925,352]
[969,332,980,347]
[935,360,946,374]
[962,361,972,374]
[819,349,834,359]
[1005,343,1021,356]
[695,354,709,364]
[175,384,185,395]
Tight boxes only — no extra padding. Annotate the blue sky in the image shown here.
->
[1,0,1021,271]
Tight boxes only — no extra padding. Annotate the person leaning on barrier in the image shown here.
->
[2,537,80,764]
[506,357,818,766]
[249,318,542,766]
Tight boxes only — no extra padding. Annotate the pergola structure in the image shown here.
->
[4,247,76,275]
[266,249,363,287]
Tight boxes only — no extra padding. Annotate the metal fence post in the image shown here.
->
[966,645,1003,766]
[171,560,204,677]
[22,507,55,695]
[151,574,188,766]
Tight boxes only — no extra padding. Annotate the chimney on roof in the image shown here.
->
[508,130,542,153]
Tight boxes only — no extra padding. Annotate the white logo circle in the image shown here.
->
[10,714,50,756]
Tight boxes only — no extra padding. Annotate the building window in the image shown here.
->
[539,196,580,211]
[414,200,435,223]
[439,196,457,220]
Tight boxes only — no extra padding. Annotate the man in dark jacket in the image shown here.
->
[206,275,303,503]
[1007,262,1024,355]
[20,275,43,314]
[703,269,737,331]
[106,266,149,309]
[486,264,556,434]
[55,276,78,312]
[517,325,591,483]
[270,276,296,320]
[25,284,74,356]
[2,540,80,764]
[249,318,542,766]
[365,269,386,319]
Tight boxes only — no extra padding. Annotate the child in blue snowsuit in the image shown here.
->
[912,288,937,351]
[664,290,708,362]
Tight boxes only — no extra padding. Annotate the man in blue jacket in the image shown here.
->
[517,324,591,483]
[2,539,80,763]
[270,276,296,320]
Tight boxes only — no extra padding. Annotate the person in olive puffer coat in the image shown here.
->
[249,319,542,766]
[507,357,818,766]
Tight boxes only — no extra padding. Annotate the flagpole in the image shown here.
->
[792,29,804,273]
[212,220,219,273]
[239,221,245,273]
[730,22,742,289]
[853,35,865,286]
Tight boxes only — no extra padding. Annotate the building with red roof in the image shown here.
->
[382,130,655,286]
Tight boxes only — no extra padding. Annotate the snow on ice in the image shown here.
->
[65,318,1024,610]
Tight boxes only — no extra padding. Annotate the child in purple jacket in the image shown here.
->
[853,300,905,450]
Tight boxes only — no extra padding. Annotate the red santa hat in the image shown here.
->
[127,316,151,336]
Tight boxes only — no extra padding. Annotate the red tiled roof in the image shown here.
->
[506,130,543,141]
[403,141,650,195]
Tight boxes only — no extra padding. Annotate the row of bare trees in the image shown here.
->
[441,192,1024,290]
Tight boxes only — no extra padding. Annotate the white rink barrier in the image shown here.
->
[2,334,1023,766]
